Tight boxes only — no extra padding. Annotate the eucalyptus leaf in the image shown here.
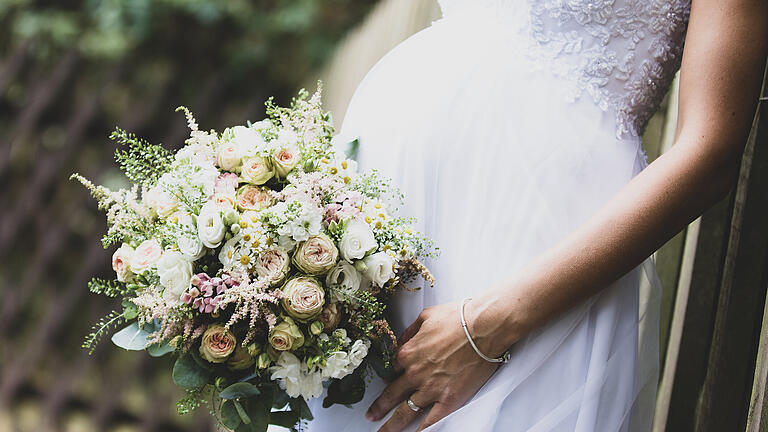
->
[220,382,262,400]
[147,341,174,357]
[234,400,252,425]
[172,354,210,389]
[220,400,242,429]
[234,386,274,432]
[111,322,151,350]
[272,389,291,410]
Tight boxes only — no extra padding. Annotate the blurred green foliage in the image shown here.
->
[0,1,375,430]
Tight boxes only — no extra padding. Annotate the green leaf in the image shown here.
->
[344,137,360,160]
[323,372,365,408]
[289,397,313,420]
[269,410,300,428]
[147,341,174,357]
[272,389,290,410]
[234,400,252,425]
[172,354,210,389]
[234,386,274,432]
[121,299,139,320]
[220,400,242,429]
[220,382,262,400]
[111,322,153,350]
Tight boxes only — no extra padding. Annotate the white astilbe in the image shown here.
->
[215,280,281,341]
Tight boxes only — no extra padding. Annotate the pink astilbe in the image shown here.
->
[215,279,281,344]
[214,172,239,197]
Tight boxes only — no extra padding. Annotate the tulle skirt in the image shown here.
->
[307,13,660,432]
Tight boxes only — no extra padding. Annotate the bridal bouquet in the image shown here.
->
[73,86,435,431]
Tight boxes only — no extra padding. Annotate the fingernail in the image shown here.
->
[366,411,375,421]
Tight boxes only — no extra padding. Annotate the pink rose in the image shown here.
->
[255,248,290,286]
[129,239,162,273]
[112,244,135,282]
[272,146,299,178]
[292,234,338,275]
[214,173,239,197]
[236,185,274,212]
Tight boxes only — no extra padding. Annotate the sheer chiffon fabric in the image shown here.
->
[307,7,664,432]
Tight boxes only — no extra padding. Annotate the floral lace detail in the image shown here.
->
[529,0,691,137]
[437,0,691,138]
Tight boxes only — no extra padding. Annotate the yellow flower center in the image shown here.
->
[321,158,329,164]
[266,237,274,246]
[365,216,372,224]
[253,239,260,247]
[374,203,382,209]
[240,221,249,228]
[240,255,251,265]
[343,176,351,184]
[341,160,348,169]
[330,167,338,175]
[227,251,233,259]
[243,234,252,242]
[378,213,385,219]
[171,216,179,223]
[375,221,383,229]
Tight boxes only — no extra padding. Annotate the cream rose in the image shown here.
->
[338,219,377,262]
[318,303,341,331]
[362,252,396,288]
[129,239,162,273]
[325,261,362,302]
[227,345,256,370]
[216,142,242,172]
[292,234,338,275]
[199,324,237,363]
[197,202,226,248]
[240,155,275,185]
[255,247,291,286]
[112,244,135,282]
[272,146,299,178]
[280,277,325,322]
[157,250,193,306]
[236,185,275,212]
[268,316,305,351]
[144,186,179,219]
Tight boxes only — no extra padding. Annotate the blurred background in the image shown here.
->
[0,1,767,431]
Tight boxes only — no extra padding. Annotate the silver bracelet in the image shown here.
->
[459,297,511,364]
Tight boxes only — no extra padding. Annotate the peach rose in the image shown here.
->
[199,324,237,363]
[292,234,338,275]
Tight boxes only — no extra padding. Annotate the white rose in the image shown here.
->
[112,244,135,282]
[362,252,396,287]
[129,239,162,273]
[339,219,377,263]
[197,202,226,248]
[231,125,265,155]
[217,142,242,172]
[177,234,205,261]
[157,250,194,307]
[325,261,362,302]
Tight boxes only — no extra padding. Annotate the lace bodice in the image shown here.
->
[437,0,691,138]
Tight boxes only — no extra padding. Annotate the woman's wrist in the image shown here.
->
[463,289,529,359]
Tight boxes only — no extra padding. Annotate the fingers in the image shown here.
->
[378,392,432,432]
[367,374,418,421]
[398,312,424,346]
[417,401,460,431]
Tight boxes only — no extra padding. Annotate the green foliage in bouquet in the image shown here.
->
[73,87,437,431]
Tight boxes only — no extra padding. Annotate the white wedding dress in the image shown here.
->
[308,0,691,430]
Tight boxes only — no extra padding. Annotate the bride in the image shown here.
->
[307,0,767,431]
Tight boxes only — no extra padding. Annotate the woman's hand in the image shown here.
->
[366,300,502,432]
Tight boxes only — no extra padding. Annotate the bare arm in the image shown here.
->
[367,1,768,431]
[470,0,768,357]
